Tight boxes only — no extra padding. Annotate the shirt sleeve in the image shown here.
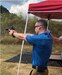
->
[26,35,36,45]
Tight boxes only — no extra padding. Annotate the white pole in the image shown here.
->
[17,14,29,75]
[47,19,50,30]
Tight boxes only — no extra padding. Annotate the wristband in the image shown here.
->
[12,31,15,38]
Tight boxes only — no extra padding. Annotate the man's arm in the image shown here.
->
[9,30,33,41]
[50,33,62,42]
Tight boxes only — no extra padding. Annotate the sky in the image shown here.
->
[0,0,62,21]
[0,0,44,15]
[0,0,29,10]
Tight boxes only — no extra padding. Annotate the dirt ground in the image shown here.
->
[7,63,62,75]
[17,64,62,75]
[0,44,62,75]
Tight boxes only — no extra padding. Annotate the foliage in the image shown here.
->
[49,20,62,36]
[0,5,9,13]
[0,13,26,35]
[0,13,62,45]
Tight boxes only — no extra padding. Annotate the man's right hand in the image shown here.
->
[9,29,17,37]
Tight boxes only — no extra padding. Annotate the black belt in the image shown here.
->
[32,66,47,72]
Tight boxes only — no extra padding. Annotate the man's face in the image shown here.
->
[34,22,42,34]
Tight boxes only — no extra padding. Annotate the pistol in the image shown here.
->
[6,26,15,31]
[6,26,15,37]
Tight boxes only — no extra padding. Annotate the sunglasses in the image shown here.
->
[34,25,42,28]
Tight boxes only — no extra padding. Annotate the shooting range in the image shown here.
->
[0,0,62,75]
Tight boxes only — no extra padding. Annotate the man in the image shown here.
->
[50,33,62,42]
[9,19,62,75]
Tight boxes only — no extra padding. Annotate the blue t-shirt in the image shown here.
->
[26,32,53,67]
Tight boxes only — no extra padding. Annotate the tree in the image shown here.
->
[0,5,9,13]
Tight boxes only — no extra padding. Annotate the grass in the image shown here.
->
[0,44,32,75]
[0,44,62,75]
[1,62,17,75]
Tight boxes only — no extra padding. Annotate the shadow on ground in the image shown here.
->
[5,52,62,67]
[5,52,32,63]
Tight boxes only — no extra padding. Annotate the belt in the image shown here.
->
[32,66,47,72]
